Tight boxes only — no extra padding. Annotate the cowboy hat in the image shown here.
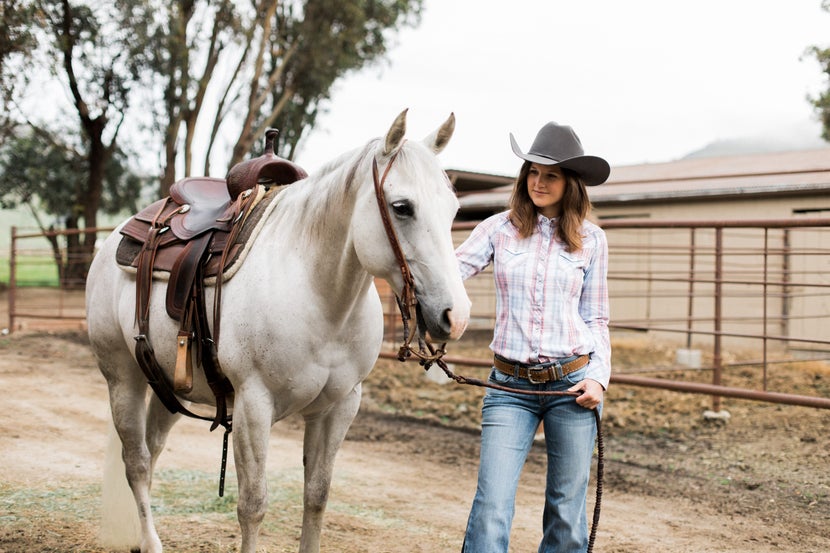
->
[509,122,610,186]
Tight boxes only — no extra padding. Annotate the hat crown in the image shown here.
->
[509,121,610,186]
[528,122,584,162]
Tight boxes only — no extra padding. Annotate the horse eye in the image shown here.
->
[391,200,414,218]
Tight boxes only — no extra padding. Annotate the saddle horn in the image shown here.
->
[226,128,308,200]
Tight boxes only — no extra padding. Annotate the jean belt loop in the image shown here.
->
[553,360,564,380]
[513,363,521,379]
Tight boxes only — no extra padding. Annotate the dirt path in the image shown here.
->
[1,330,828,552]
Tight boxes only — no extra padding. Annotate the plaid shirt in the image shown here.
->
[455,211,611,389]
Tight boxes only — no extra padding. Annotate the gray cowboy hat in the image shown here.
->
[509,122,610,186]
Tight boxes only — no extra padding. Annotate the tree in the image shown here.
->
[0,0,40,147]
[0,0,424,284]
[132,0,424,196]
[807,0,830,141]
[0,0,147,286]
[0,131,144,286]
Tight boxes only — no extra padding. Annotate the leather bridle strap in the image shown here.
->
[372,151,415,312]
[371,149,448,366]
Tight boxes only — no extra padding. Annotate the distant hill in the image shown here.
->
[683,120,828,159]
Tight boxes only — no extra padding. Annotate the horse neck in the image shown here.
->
[264,148,375,312]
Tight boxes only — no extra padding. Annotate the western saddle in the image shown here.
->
[116,129,307,430]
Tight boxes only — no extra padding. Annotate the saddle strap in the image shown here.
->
[166,233,212,320]
[193,269,233,431]
[212,187,259,344]
[174,329,193,393]
[135,227,165,328]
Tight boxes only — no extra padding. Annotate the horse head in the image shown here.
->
[352,109,470,342]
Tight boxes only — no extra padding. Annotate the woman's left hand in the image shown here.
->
[568,378,604,410]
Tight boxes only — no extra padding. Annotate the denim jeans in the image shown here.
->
[461,366,599,553]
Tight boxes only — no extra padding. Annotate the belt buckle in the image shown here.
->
[527,364,552,384]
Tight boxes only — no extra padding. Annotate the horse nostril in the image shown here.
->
[445,307,469,340]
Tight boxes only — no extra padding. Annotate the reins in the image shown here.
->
[372,149,604,552]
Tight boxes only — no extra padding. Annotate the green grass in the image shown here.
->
[0,481,101,523]
[0,255,60,286]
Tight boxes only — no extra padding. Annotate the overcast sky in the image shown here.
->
[291,0,830,177]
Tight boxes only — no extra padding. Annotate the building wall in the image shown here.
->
[592,193,830,221]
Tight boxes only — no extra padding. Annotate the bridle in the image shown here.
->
[371,150,446,367]
[371,148,604,552]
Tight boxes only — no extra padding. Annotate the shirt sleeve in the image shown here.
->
[580,228,612,389]
[455,216,498,280]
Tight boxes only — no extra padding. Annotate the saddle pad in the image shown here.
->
[115,185,283,283]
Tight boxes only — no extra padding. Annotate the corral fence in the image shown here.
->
[384,217,830,411]
[6,219,830,410]
[4,226,115,331]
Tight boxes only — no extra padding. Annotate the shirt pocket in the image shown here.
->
[556,251,586,297]
[495,245,530,275]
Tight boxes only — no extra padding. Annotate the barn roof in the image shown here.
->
[449,147,830,218]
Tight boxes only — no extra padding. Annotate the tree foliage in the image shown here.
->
[0,0,423,284]
[0,0,41,146]
[0,0,148,285]
[131,0,423,195]
[0,131,143,216]
[0,130,144,285]
[807,0,830,141]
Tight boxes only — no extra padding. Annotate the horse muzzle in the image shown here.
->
[416,298,469,342]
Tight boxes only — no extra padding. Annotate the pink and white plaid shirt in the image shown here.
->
[455,211,611,389]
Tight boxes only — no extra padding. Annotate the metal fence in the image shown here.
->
[4,226,113,331]
[408,217,830,410]
[6,219,830,410]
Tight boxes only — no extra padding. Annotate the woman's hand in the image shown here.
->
[568,378,604,409]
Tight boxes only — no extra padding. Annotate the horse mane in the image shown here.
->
[273,140,377,244]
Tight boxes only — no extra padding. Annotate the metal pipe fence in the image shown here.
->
[5,219,830,410]
[382,217,830,410]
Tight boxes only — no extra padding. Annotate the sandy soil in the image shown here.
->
[0,323,828,552]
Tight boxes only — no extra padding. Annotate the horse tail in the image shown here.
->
[100,418,141,548]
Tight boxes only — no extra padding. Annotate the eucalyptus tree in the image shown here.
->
[0,0,39,146]
[130,0,424,196]
[0,131,144,285]
[0,0,148,285]
[807,1,830,141]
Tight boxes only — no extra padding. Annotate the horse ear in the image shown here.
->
[383,109,408,156]
[424,113,455,154]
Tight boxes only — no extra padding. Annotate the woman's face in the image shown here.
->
[526,163,565,218]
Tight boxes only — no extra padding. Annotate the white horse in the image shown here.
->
[85,110,470,553]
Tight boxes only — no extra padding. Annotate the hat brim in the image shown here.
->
[510,133,610,186]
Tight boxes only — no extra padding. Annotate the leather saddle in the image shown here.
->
[116,129,306,429]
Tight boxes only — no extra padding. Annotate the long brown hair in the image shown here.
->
[508,161,592,252]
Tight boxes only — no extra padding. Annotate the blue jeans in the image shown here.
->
[461,367,599,553]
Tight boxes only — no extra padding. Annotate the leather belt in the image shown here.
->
[493,354,590,384]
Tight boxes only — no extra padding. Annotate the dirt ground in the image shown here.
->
[1,311,829,551]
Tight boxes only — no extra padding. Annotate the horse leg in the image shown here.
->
[298,385,363,553]
[232,386,275,553]
[105,374,166,553]
[145,394,182,473]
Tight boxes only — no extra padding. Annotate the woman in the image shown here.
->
[456,121,611,553]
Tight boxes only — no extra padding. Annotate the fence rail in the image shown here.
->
[6,219,830,410]
[436,217,830,411]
